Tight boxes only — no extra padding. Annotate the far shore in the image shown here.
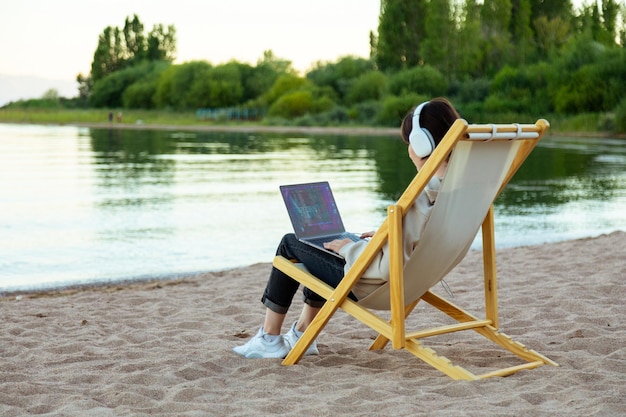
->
[2,119,623,139]
[3,120,398,136]
[72,121,400,136]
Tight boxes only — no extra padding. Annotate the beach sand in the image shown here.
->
[1,231,624,416]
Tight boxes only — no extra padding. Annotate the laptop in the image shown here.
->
[280,181,363,258]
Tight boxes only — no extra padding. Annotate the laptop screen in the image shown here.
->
[280,182,346,238]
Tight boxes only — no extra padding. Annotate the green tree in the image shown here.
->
[455,0,484,78]
[89,15,176,83]
[147,24,176,61]
[534,16,570,58]
[75,73,92,107]
[91,26,125,82]
[598,0,621,45]
[620,5,626,47]
[123,15,146,63]
[574,1,623,45]
[480,0,514,75]
[529,0,573,20]
[511,0,536,65]
[421,0,455,76]
[375,0,428,70]
[482,0,512,37]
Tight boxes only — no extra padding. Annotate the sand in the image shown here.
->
[1,231,624,416]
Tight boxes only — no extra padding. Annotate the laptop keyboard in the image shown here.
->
[306,233,361,247]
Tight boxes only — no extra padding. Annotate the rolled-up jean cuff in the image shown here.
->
[302,294,326,309]
[262,296,290,315]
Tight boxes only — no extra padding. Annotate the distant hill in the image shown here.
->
[0,74,77,106]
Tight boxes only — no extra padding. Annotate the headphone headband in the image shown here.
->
[413,101,428,121]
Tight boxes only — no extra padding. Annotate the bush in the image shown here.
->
[486,63,554,114]
[387,66,447,97]
[377,94,426,126]
[204,63,246,107]
[268,90,313,118]
[615,97,626,133]
[349,101,383,124]
[319,106,350,124]
[345,71,387,104]
[90,69,138,108]
[3,98,63,110]
[91,61,168,108]
[153,61,213,109]
[552,45,626,114]
[448,78,491,104]
[456,101,487,122]
[292,106,350,126]
[123,79,158,109]
[306,56,375,102]
[259,74,308,107]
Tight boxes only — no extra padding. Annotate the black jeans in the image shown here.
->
[262,233,356,314]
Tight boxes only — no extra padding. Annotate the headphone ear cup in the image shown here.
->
[409,102,436,157]
[409,128,435,158]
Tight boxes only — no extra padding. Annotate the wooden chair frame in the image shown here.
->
[273,119,558,380]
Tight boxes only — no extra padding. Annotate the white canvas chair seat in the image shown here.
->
[358,139,521,310]
[273,119,558,380]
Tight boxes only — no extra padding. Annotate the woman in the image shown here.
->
[234,97,461,358]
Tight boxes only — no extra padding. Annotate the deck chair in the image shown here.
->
[272,119,558,380]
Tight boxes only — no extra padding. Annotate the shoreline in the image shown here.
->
[0,274,194,302]
[3,120,400,136]
[2,231,623,300]
[3,119,624,139]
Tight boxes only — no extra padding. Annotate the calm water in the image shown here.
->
[1,123,625,292]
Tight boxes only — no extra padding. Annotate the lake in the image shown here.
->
[1,123,624,292]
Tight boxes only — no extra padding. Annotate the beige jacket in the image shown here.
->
[338,176,441,300]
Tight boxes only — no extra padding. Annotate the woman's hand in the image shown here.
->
[324,231,374,253]
[323,238,353,253]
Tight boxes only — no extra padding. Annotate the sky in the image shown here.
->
[0,0,380,105]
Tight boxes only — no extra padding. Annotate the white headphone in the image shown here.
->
[409,101,435,158]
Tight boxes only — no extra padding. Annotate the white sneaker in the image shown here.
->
[233,327,290,359]
[284,322,319,356]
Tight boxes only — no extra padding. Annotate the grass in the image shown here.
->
[547,113,602,133]
[0,108,223,126]
[0,107,621,137]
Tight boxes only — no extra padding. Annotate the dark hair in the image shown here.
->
[400,97,461,147]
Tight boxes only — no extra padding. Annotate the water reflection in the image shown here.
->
[90,128,176,190]
[88,127,624,212]
[499,136,626,211]
[0,123,624,292]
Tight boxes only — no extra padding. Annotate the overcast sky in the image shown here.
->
[0,0,379,104]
